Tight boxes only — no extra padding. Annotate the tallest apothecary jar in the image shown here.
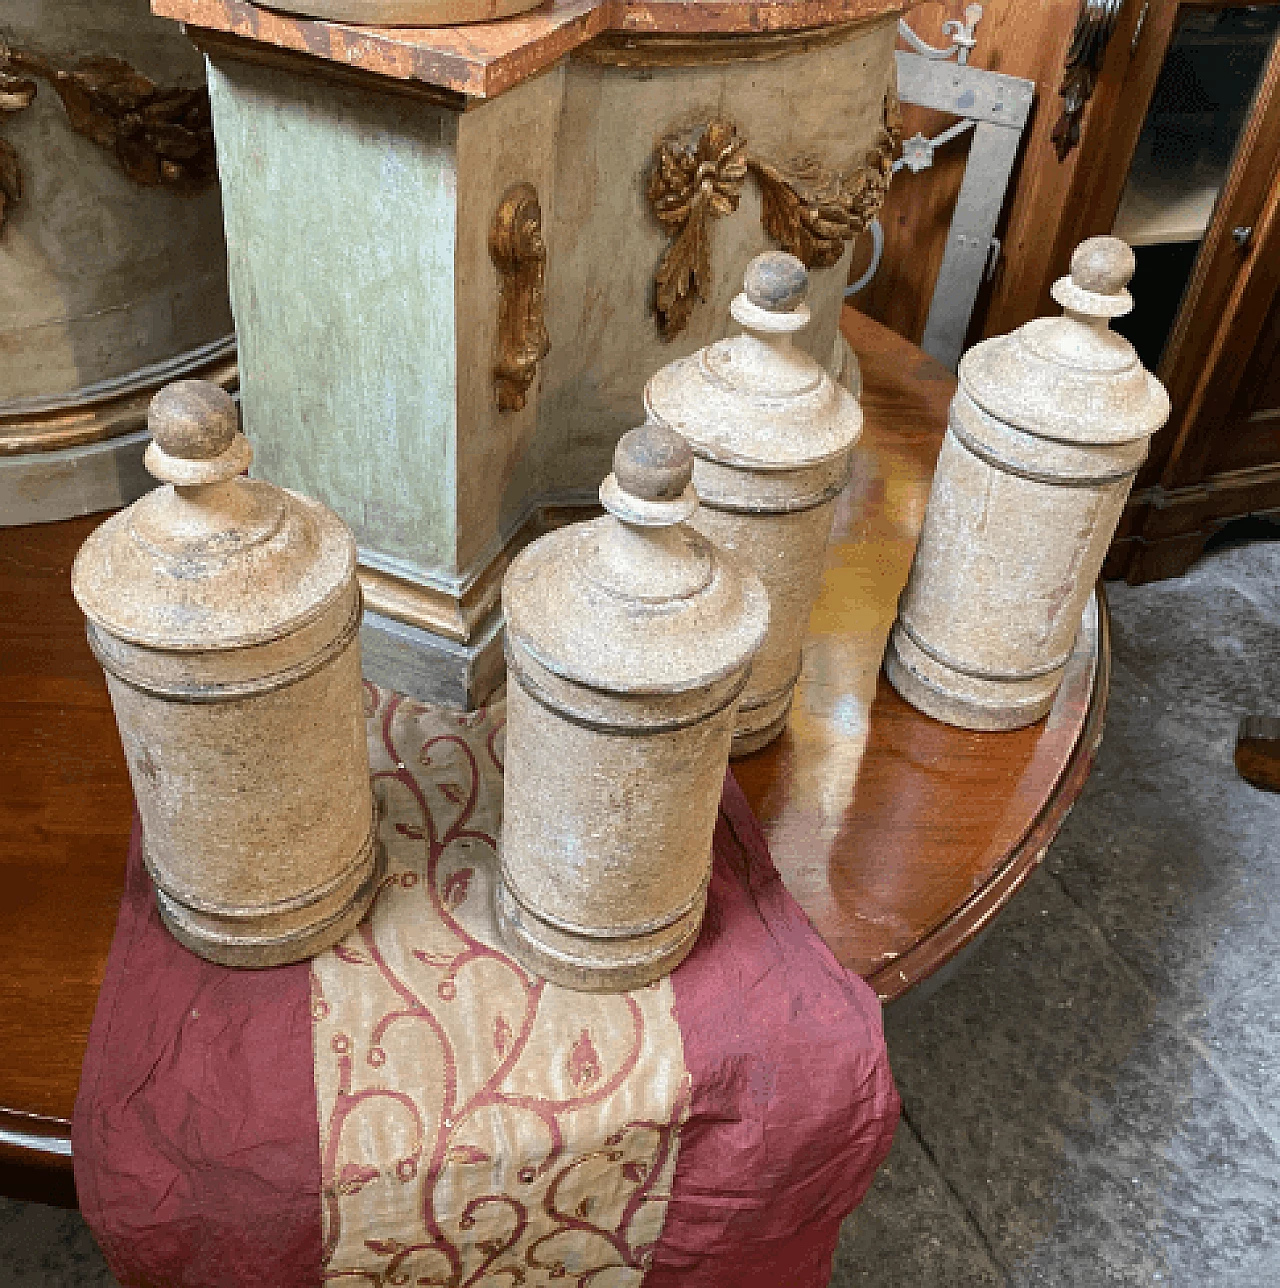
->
[885,237,1171,730]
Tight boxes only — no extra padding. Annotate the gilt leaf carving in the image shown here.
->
[0,40,216,235]
[0,59,37,234]
[749,88,902,270]
[748,154,859,271]
[646,119,748,340]
[644,92,900,334]
[490,182,550,413]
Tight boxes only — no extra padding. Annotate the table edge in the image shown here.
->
[864,583,1113,1004]
[6,587,1112,1176]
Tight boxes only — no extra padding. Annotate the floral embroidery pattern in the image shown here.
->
[313,686,690,1287]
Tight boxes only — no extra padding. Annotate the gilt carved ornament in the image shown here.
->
[646,89,902,338]
[489,182,550,414]
[0,38,217,235]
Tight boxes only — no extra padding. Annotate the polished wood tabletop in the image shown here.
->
[0,310,1106,1205]
[737,310,1106,1000]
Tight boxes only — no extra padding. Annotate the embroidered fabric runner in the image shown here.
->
[314,686,689,1285]
[73,686,898,1287]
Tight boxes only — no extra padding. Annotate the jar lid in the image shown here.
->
[959,237,1171,446]
[72,381,356,651]
[644,252,863,471]
[503,422,769,695]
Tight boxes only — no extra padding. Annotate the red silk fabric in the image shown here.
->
[73,777,898,1287]
[72,819,323,1287]
[650,774,900,1287]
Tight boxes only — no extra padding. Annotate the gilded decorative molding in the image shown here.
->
[0,39,216,235]
[647,119,749,340]
[747,155,862,271]
[747,90,900,270]
[645,91,900,336]
[0,48,36,233]
[489,182,550,414]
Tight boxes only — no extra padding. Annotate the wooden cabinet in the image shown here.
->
[989,1,1280,582]
[1103,2,1280,581]
[864,2,1280,582]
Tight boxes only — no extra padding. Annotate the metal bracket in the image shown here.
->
[898,120,977,175]
[897,3,984,65]
[847,21,1035,372]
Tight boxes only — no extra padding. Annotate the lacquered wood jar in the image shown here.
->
[72,380,382,966]
[497,423,768,992]
[645,252,864,756]
[885,238,1171,731]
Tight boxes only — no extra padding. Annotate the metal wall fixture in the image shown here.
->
[847,6,1036,371]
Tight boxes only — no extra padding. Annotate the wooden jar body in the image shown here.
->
[690,451,849,755]
[90,582,382,966]
[497,637,746,992]
[885,389,1147,730]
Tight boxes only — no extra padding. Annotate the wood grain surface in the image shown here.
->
[851,0,1085,348]
[153,0,910,99]
[0,310,1105,1202]
[0,515,134,1206]
[736,311,1107,998]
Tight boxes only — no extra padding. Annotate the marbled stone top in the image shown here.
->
[153,0,909,98]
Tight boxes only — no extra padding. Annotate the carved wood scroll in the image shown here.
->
[490,182,550,413]
[0,39,217,235]
[646,90,902,338]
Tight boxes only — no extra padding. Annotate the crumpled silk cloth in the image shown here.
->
[73,686,898,1287]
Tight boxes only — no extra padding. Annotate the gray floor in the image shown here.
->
[836,527,1280,1286]
[1,531,1276,1287]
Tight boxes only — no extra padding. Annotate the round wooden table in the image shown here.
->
[0,311,1107,1207]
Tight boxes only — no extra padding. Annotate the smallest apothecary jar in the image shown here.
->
[645,252,863,756]
[72,380,382,968]
[497,422,769,993]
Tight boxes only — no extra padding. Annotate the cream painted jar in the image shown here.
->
[885,237,1171,731]
[72,380,381,967]
[645,252,863,756]
[497,423,768,992]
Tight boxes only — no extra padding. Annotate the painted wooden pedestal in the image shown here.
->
[0,0,233,526]
[151,0,905,706]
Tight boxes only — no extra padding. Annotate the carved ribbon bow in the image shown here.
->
[646,90,902,338]
[647,120,749,340]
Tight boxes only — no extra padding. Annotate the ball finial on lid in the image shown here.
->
[1070,237,1136,298]
[1050,235,1136,320]
[613,421,694,503]
[149,380,239,461]
[744,252,808,313]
